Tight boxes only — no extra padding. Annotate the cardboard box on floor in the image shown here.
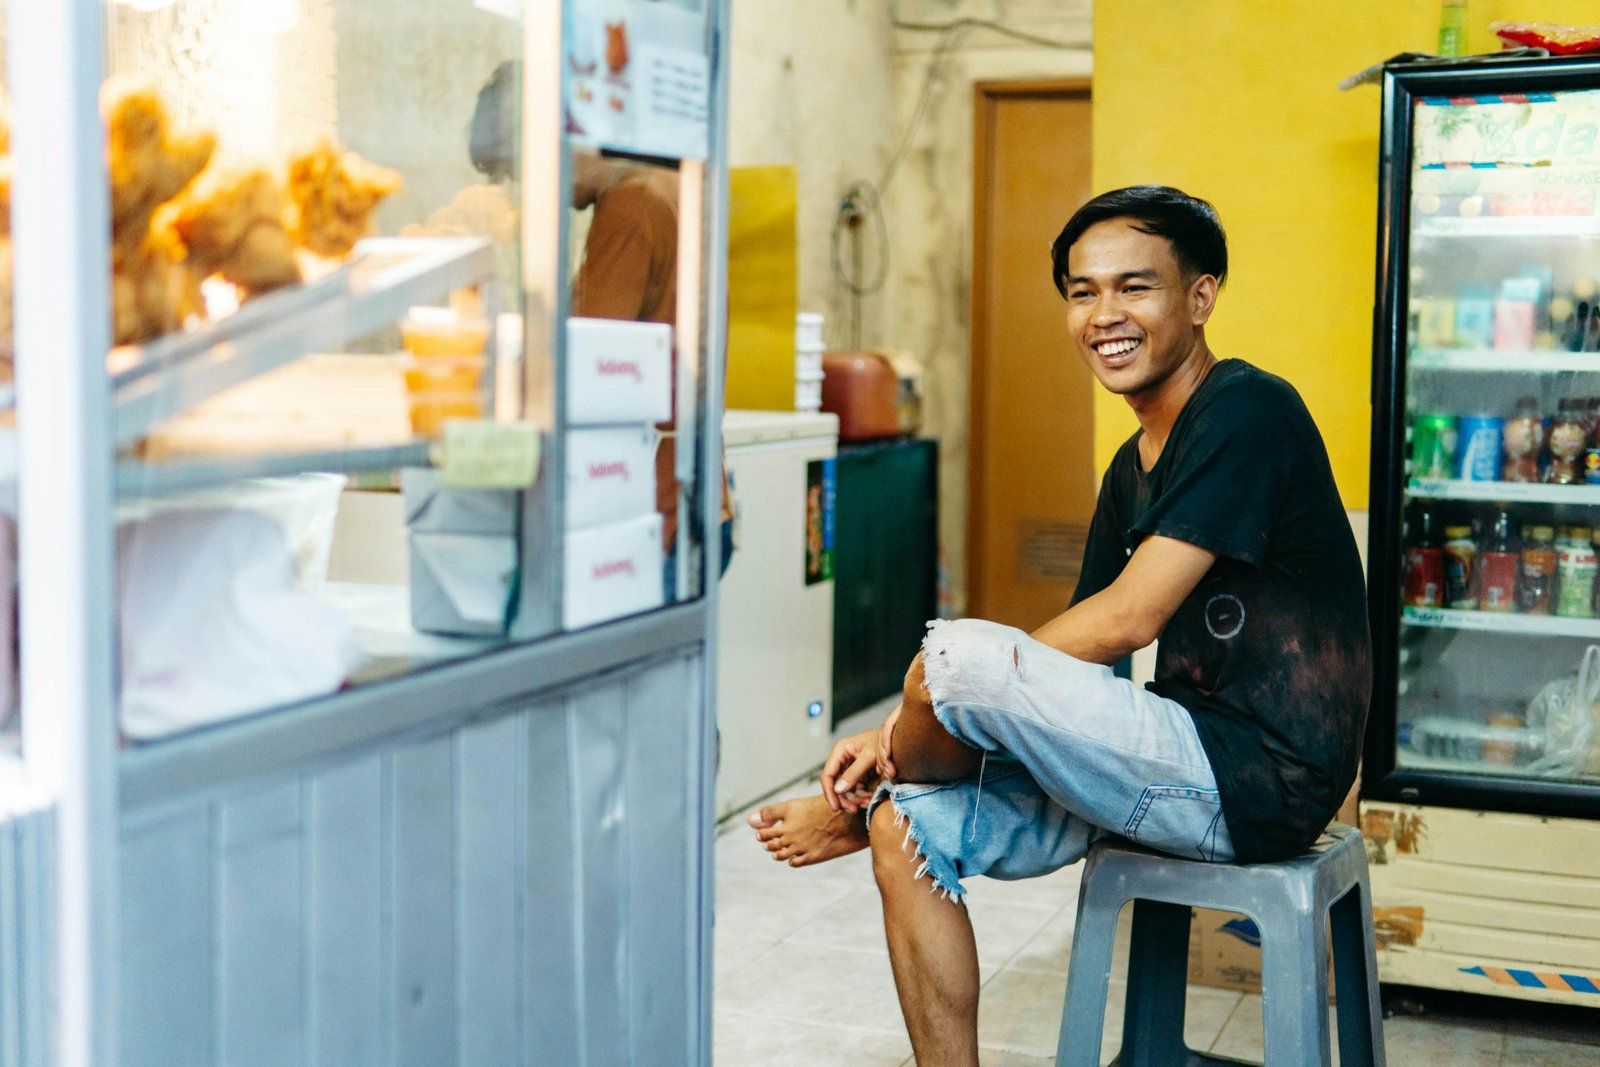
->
[1187,908,1335,999]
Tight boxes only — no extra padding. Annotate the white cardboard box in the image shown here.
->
[565,426,658,531]
[564,512,664,630]
[567,317,673,425]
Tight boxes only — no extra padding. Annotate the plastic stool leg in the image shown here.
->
[1330,880,1387,1067]
[1259,898,1333,1067]
[1058,885,1124,1067]
[1119,898,1192,1066]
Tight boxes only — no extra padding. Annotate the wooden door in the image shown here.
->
[969,83,1096,630]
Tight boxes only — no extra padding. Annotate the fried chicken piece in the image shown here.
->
[399,183,516,244]
[103,82,215,257]
[0,160,12,240]
[111,237,181,347]
[286,140,402,258]
[161,167,302,297]
[0,92,13,237]
[0,237,12,357]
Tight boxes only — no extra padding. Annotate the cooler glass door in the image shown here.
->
[1368,58,1600,817]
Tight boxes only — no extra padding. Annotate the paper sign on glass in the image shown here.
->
[440,419,542,489]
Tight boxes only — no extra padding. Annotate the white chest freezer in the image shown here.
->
[716,410,839,818]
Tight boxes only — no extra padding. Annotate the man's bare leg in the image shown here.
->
[748,796,868,866]
[750,653,981,866]
[872,799,980,1066]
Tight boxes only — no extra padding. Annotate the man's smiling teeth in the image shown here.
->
[1095,339,1140,356]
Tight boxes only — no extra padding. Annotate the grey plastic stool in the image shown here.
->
[1057,823,1386,1067]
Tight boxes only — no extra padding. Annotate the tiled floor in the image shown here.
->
[713,779,1600,1066]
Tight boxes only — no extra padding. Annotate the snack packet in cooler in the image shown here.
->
[1492,22,1600,56]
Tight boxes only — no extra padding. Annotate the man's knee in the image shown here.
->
[903,651,930,709]
[870,802,914,887]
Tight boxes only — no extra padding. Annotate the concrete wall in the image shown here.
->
[887,1,1092,613]
[727,1,899,351]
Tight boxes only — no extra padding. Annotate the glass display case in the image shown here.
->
[3,1,728,1061]
[0,0,721,743]
[1369,55,1600,813]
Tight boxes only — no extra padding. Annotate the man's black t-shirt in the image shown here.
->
[1071,359,1371,862]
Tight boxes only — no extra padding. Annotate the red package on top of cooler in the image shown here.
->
[1492,22,1600,57]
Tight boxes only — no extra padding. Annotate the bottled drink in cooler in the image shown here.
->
[1480,508,1519,612]
[1555,526,1598,619]
[1403,503,1445,607]
[1444,524,1479,609]
[1502,398,1541,482]
[1547,403,1587,484]
[1520,525,1556,614]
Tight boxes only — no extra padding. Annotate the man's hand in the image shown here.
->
[876,705,901,783]
[820,728,881,813]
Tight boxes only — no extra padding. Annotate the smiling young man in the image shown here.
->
[748,186,1371,1064]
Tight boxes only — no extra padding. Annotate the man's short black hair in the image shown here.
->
[470,60,520,182]
[1050,185,1228,297]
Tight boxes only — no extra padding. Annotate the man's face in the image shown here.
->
[1062,217,1216,399]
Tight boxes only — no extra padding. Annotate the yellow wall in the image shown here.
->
[725,166,800,411]
[1092,3,1598,508]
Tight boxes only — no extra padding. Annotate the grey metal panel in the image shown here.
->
[624,654,696,1059]
[388,736,457,1067]
[307,756,385,1067]
[217,783,305,1067]
[0,805,52,1067]
[121,601,709,813]
[523,695,582,1066]
[107,643,711,1066]
[455,713,524,1064]
[1,816,19,1067]
[571,677,633,1066]
[119,807,214,1067]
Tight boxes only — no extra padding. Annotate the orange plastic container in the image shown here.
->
[821,351,900,441]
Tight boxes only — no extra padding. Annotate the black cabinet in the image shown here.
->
[832,438,939,726]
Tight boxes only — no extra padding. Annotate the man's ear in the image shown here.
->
[1190,273,1219,327]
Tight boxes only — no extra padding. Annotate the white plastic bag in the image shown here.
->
[118,508,359,740]
[1525,644,1600,778]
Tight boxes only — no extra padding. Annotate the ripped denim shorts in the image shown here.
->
[866,618,1233,901]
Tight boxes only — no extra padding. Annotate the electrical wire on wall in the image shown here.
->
[831,4,1070,350]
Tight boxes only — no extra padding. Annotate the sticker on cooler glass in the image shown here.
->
[804,457,835,585]
[1204,594,1245,640]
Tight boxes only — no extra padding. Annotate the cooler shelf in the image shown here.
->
[1402,605,1600,639]
[1414,215,1600,239]
[1394,750,1552,778]
[1407,479,1600,505]
[1410,349,1600,373]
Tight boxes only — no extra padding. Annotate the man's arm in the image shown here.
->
[572,200,653,320]
[1030,534,1217,664]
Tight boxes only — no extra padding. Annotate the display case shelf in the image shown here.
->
[1414,215,1600,239]
[116,441,432,498]
[1402,605,1600,639]
[1407,479,1600,504]
[1410,349,1600,373]
[110,235,495,449]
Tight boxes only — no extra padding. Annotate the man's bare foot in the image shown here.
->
[748,794,870,867]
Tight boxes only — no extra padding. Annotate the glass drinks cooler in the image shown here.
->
[1366,54,1600,1007]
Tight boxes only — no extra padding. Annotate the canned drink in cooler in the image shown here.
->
[1411,413,1457,480]
[1456,415,1505,481]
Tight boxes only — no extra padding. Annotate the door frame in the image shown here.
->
[967,78,1092,620]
